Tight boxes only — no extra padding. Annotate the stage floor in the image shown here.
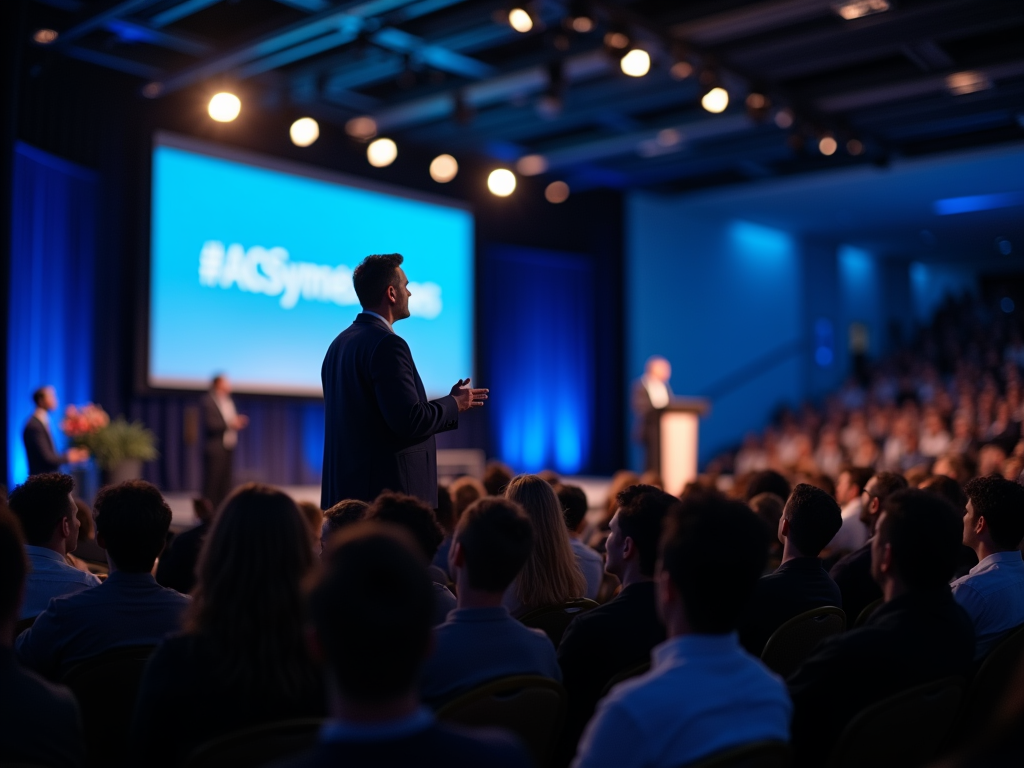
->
[165,476,614,532]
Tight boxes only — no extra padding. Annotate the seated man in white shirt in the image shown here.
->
[951,476,1024,659]
[572,493,791,768]
[7,473,100,620]
[557,484,603,600]
[824,467,874,557]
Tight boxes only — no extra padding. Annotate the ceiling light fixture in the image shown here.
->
[289,117,319,147]
[346,116,377,141]
[670,61,694,80]
[946,71,992,96]
[846,138,864,155]
[208,92,241,122]
[545,181,570,203]
[488,169,517,196]
[517,155,548,176]
[701,87,729,114]
[367,138,397,167]
[620,49,651,78]
[33,28,59,44]
[429,154,459,183]
[509,8,534,33]
[832,0,891,21]
[818,135,838,155]
[774,108,795,129]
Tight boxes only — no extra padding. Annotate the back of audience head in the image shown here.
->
[367,492,445,562]
[322,499,369,552]
[451,498,534,595]
[504,475,587,609]
[805,473,836,499]
[483,461,514,496]
[7,472,77,550]
[192,496,215,525]
[861,471,909,527]
[0,507,28,637]
[189,484,316,695]
[555,484,589,534]
[94,481,172,572]
[537,469,560,486]
[918,474,968,515]
[744,470,791,504]
[749,492,785,534]
[297,501,324,548]
[75,497,96,541]
[434,485,454,534]
[637,470,664,490]
[448,476,486,523]
[781,484,842,558]
[658,494,769,635]
[608,485,678,581]
[872,489,962,593]
[963,476,1024,553]
[604,470,641,521]
[310,523,433,706]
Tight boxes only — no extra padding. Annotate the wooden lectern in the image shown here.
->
[657,398,710,496]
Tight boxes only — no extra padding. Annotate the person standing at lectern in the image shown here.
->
[201,375,248,509]
[321,254,487,509]
[632,356,673,472]
[23,387,89,476]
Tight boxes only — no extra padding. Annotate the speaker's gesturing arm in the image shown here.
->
[370,334,461,440]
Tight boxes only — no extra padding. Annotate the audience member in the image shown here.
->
[16,480,189,680]
[432,484,455,574]
[825,466,874,556]
[419,498,560,705]
[951,476,1024,658]
[129,484,324,767]
[69,497,106,566]
[744,470,791,504]
[7,473,100,619]
[277,523,532,768]
[368,491,457,623]
[788,490,974,766]
[0,506,86,768]
[558,485,675,761]
[585,469,640,551]
[556,484,603,600]
[738,484,843,655]
[573,493,789,768]
[829,471,908,623]
[503,475,587,617]
[748,492,785,571]
[321,498,369,555]
[156,496,215,595]
[436,476,487,577]
[482,460,514,496]
[297,500,324,552]
[919,474,978,577]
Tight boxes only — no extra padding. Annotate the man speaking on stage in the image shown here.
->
[321,253,487,509]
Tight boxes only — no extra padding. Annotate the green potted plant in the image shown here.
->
[63,405,159,485]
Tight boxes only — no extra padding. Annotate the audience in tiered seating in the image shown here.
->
[0,505,86,768]
[951,476,1024,658]
[557,485,674,761]
[557,483,603,600]
[572,492,791,768]
[129,484,324,767]
[829,471,909,623]
[16,480,189,679]
[738,483,843,655]
[503,475,587,617]
[419,497,560,705]
[367,491,457,624]
[278,523,532,768]
[747,491,786,571]
[8,473,100,620]
[825,466,874,556]
[320,497,368,555]
[156,496,214,594]
[788,489,975,766]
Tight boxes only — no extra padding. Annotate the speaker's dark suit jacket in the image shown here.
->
[321,313,458,509]
[23,415,65,476]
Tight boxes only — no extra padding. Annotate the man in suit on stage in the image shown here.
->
[632,356,673,472]
[22,387,88,477]
[321,254,487,509]
[201,375,248,509]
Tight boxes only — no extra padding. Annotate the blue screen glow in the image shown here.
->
[150,135,474,397]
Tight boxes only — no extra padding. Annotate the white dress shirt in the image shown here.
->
[362,310,394,332]
[826,498,870,554]
[212,393,239,449]
[572,632,791,768]
[570,537,604,601]
[951,550,1024,659]
[643,377,670,410]
[21,545,101,620]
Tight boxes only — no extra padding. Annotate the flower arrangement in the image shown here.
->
[61,404,159,471]
[61,403,110,445]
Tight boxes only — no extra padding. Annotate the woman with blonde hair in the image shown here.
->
[503,474,587,616]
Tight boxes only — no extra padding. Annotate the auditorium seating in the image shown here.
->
[854,598,884,628]
[955,622,1024,739]
[182,718,325,768]
[518,598,600,647]
[599,660,651,699]
[761,607,846,678]
[435,675,567,767]
[686,740,791,768]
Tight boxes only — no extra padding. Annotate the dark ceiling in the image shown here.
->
[22,0,1024,193]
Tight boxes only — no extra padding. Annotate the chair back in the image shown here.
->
[436,675,566,767]
[760,607,846,678]
[60,645,156,767]
[14,616,36,636]
[956,622,1024,737]
[855,597,884,627]
[518,598,599,647]
[826,676,965,768]
[183,718,324,768]
[600,660,650,699]
[684,740,791,768]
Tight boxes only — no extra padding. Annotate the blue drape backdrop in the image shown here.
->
[7,142,96,488]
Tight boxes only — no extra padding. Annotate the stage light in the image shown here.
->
[946,71,991,96]
[517,154,548,176]
[846,138,864,155]
[509,8,533,33]
[620,49,651,77]
[208,92,241,122]
[545,181,570,203]
[142,82,164,99]
[367,138,397,168]
[746,93,769,110]
[430,154,459,183]
[818,135,838,155]
[833,0,890,20]
[567,0,593,32]
[701,87,729,114]
[670,61,693,80]
[488,169,516,197]
[571,16,593,33]
[345,115,377,140]
[604,24,630,50]
[774,108,794,128]
[289,117,319,147]
[33,29,58,44]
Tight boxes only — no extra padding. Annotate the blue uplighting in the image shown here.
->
[933,191,1024,216]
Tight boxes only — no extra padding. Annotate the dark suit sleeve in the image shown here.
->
[24,419,66,468]
[201,395,227,439]
[370,334,459,441]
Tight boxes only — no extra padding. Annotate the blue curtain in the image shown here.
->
[485,246,594,474]
[7,143,97,488]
